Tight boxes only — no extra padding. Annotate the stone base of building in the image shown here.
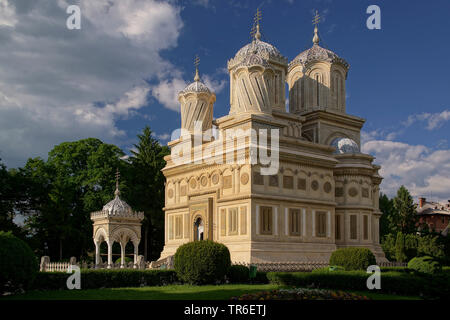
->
[159,241,387,264]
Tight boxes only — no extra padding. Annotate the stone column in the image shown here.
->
[133,241,139,267]
[94,241,100,266]
[120,242,125,268]
[107,240,113,269]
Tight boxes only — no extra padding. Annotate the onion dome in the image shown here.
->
[90,170,144,221]
[178,59,215,133]
[331,137,360,154]
[289,25,349,71]
[179,67,211,95]
[102,175,132,216]
[228,24,287,70]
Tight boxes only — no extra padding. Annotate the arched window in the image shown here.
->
[194,217,204,241]
[315,74,320,106]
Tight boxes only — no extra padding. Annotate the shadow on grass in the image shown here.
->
[1,284,280,300]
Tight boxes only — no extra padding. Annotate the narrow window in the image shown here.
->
[168,215,174,240]
[350,215,357,240]
[315,74,320,106]
[220,209,226,236]
[175,215,182,239]
[283,176,293,189]
[335,214,341,240]
[253,171,264,185]
[289,208,301,236]
[260,206,273,235]
[363,215,369,240]
[240,207,247,235]
[316,211,327,237]
[269,175,279,187]
[228,208,238,235]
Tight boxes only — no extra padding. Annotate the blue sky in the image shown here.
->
[0,0,449,201]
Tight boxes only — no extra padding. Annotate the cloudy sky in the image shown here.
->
[0,0,449,202]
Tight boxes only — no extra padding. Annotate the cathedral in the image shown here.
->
[159,15,386,263]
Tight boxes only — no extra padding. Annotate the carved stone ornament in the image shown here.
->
[240,173,249,185]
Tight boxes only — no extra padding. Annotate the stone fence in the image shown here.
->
[40,255,407,273]
[39,256,148,272]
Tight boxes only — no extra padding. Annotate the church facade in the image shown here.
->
[159,19,386,263]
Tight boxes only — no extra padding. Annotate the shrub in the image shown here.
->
[227,265,249,283]
[267,270,450,298]
[0,231,38,294]
[174,240,231,284]
[329,248,376,271]
[115,257,132,264]
[32,269,178,290]
[408,256,442,275]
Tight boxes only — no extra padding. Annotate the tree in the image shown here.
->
[0,159,26,237]
[128,126,169,261]
[0,159,16,233]
[21,139,125,260]
[392,186,417,234]
[379,193,395,238]
[395,232,407,262]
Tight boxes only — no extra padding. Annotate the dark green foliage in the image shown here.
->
[417,235,445,260]
[395,232,407,262]
[174,240,231,284]
[115,257,132,264]
[408,256,442,275]
[381,233,396,261]
[227,265,249,283]
[31,269,178,290]
[404,233,418,260]
[267,270,450,298]
[329,248,376,271]
[0,231,38,293]
[393,186,418,234]
[379,193,395,238]
[382,232,447,262]
[0,160,25,236]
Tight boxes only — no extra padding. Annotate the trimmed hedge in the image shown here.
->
[31,269,178,291]
[0,231,38,294]
[227,265,249,283]
[174,240,231,284]
[329,247,376,271]
[267,270,450,298]
[408,256,442,275]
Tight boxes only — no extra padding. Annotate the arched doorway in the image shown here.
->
[194,217,204,241]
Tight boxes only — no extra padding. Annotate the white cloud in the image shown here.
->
[150,77,187,112]
[403,109,450,130]
[362,140,450,201]
[0,0,183,167]
[0,0,17,27]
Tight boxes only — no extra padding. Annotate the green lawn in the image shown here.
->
[2,284,421,300]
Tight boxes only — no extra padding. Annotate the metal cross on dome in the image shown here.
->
[312,10,320,26]
[250,8,262,39]
[194,54,200,70]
